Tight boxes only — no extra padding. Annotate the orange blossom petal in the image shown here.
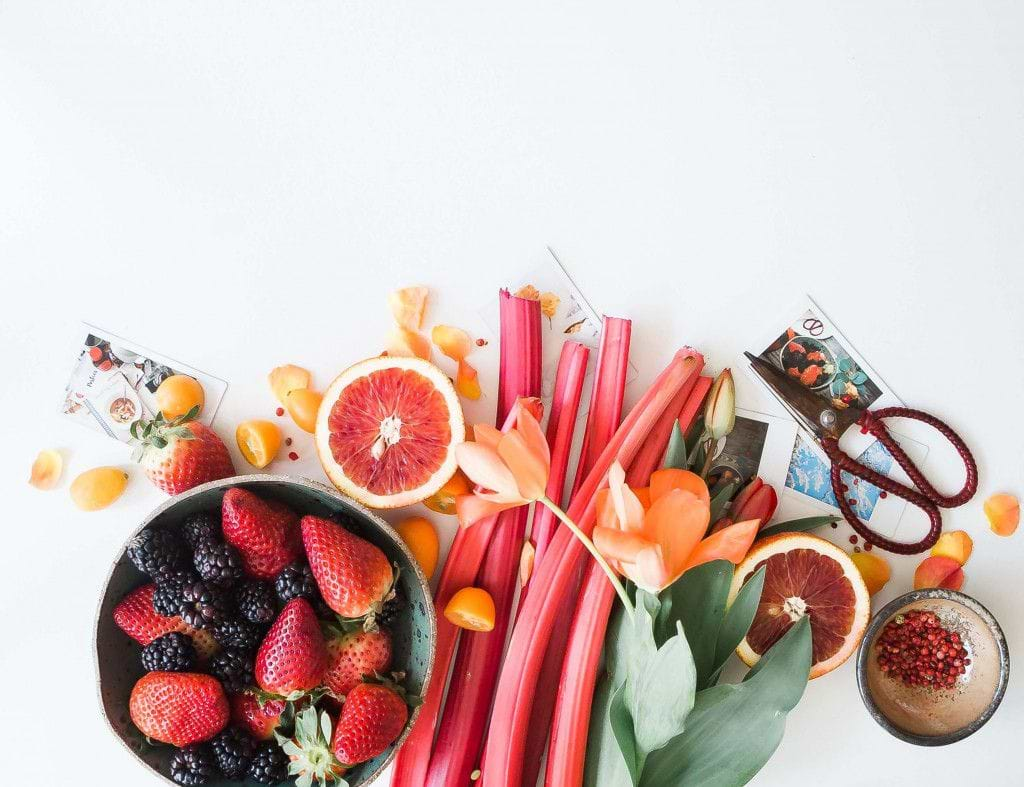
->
[682,518,760,572]
[642,488,710,587]
[594,526,653,564]
[432,325,473,361]
[497,430,549,501]
[649,468,711,506]
[455,493,521,527]
[455,442,522,501]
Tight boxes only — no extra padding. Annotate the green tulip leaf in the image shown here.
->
[707,565,766,687]
[584,675,633,787]
[639,616,812,787]
[663,422,689,471]
[757,515,840,540]
[657,560,732,687]
[708,482,738,524]
[610,681,641,785]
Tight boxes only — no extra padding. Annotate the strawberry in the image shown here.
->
[229,693,286,741]
[113,584,219,660]
[324,628,392,697]
[274,705,348,785]
[331,681,409,765]
[254,598,328,699]
[129,672,229,746]
[131,407,234,495]
[222,488,301,580]
[301,515,394,622]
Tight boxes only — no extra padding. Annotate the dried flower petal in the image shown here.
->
[268,365,311,406]
[514,284,540,300]
[29,449,63,490]
[539,292,560,320]
[387,328,432,360]
[456,360,481,400]
[432,325,473,362]
[519,540,536,586]
[388,286,429,330]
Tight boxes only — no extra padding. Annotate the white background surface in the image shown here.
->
[2,2,1023,784]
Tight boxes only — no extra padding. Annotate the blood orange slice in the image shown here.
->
[315,356,465,509]
[729,533,869,679]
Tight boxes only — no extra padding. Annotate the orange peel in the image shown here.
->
[29,449,63,490]
[268,365,311,406]
[388,286,429,331]
[387,328,432,361]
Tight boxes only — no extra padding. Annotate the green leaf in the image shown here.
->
[640,617,812,787]
[604,601,633,688]
[707,565,766,686]
[610,682,641,785]
[662,422,689,470]
[151,436,168,449]
[584,675,633,787]
[708,482,738,525]
[757,515,840,540]
[657,560,732,688]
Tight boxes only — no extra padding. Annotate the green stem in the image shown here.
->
[540,496,634,615]
[699,437,717,480]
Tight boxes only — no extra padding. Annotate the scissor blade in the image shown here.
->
[743,351,859,440]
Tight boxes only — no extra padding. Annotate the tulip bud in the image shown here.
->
[731,477,779,529]
[704,369,736,441]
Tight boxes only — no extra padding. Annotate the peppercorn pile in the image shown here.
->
[875,609,971,689]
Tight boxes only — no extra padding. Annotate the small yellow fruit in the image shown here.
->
[444,587,496,632]
[70,467,129,511]
[155,375,205,419]
[850,551,891,596]
[286,389,323,434]
[236,420,283,469]
[395,516,440,579]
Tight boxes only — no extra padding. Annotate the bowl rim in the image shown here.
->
[93,473,438,786]
[855,588,1010,747]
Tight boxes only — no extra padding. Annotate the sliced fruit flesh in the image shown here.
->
[327,367,453,497]
[743,548,857,664]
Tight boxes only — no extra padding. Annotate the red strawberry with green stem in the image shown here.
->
[331,679,410,765]
[129,671,229,746]
[323,627,392,698]
[274,705,348,785]
[254,598,328,700]
[222,488,301,580]
[301,515,394,625]
[229,693,287,741]
[131,406,234,495]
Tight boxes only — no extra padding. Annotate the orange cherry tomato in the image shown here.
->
[424,469,471,516]
[155,374,205,419]
[286,389,323,434]
[394,516,440,579]
[444,587,496,632]
[236,420,283,469]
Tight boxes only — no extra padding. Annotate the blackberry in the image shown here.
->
[169,744,217,785]
[178,580,232,629]
[376,586,404,628]
[212,617,265,652]
[248,741,289,784]
[236,580,277,624]
[126,528,185,580]
[181,510,222,549]
[152,569,199,617]
[209,648,255,693]
[193,540,244,588]
[210,727,256,779]
[274,563,320,605]
[140,632,196,672]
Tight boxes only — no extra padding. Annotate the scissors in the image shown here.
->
[743,352,978,554]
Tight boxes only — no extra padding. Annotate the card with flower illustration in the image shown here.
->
[63,325,227,443]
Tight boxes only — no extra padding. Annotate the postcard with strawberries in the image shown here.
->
[63,324,228,443]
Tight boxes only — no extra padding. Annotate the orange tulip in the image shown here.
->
[593,463,760,592]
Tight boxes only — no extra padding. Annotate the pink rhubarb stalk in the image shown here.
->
[545,368,711,787]
[480,350,703,787]
[518,322,631,787]
[391,291,541,787]
[422,292,543,787]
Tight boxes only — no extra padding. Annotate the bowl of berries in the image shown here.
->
[95,474,436,786]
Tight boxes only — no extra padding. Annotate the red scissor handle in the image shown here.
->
[820,407,978,554]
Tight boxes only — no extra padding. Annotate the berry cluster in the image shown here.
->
[876,609,972,688]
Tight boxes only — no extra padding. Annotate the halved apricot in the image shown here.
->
[236,420,283,469]
[984,493,1019,537]
[444,587,496,632]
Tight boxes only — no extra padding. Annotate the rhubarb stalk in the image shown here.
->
[480,350,702,787]
[421,292,543,787]
[545,368,711,787]
[390,291,541,787]
[518,320,631,787]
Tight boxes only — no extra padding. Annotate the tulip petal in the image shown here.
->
[473,424,503,451]
[635,544,671,591]
[682,519,760,571]
[649,468,711,506]
[596,488,616,530]
[514,396,545,424]
[515,406,551,469]
[498,430,549,501]
[633,487,652,510]
[593,526,652,564]
[607,462,645,532]
[642,488,710,588]
[455,493,522,527]
[730,477,764,515]
[734,484,778,528]
[455,441,521,500]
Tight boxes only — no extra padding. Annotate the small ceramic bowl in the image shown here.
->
[94,474,437,786]
[856,588,1009,746]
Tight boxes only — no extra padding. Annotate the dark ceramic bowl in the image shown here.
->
[94,474,436,786]
[856,588,1008,746]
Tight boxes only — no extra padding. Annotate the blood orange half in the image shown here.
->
[729,533,869,679]
[315,356,465,509]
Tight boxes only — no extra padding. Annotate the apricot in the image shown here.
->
[913,555,965,591]
[155,374,204,419]
[851,551,891,596]
[285,388,323,434]
[984,493,1019,537]
[394,515,439,579]
[70,467,129,511]
[930,530,973,566]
